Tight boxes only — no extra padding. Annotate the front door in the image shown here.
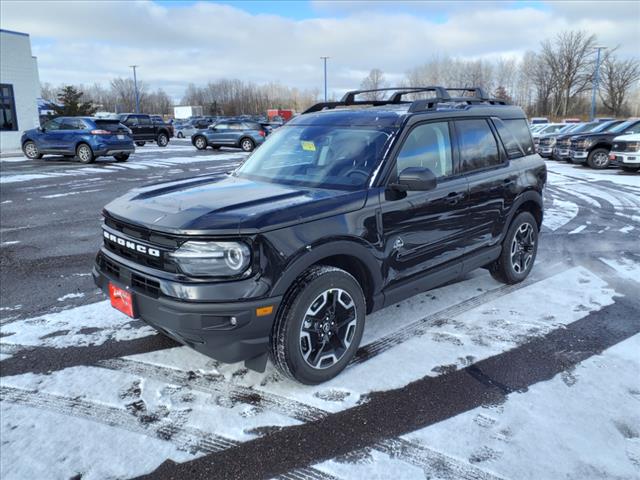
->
[379,120,469,288]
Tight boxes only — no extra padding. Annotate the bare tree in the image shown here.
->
[599,53,640,116]
[360,69,387,100]
[540,30,597,116]
[40,82,58,102]
[110,77,148,113]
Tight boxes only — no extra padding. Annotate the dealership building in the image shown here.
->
[0,29,41,152]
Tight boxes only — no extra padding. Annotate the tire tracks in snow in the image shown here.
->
[0,385,339,480]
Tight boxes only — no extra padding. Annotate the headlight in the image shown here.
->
[549,138,557,147]
[169,241,251,277]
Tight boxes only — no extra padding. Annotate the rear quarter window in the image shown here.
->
[503,119,535,156]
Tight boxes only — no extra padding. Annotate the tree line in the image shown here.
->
[369,31,639,118]
[41,30,639,119]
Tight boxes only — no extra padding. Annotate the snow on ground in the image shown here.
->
[599,256,640,283]
[0,151,246,184]
[396,335,640,480]
[542,198,579,231]
[0,300,155,349]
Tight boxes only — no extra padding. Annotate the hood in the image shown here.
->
[612,133,640,142]
[571,131,617,141]
[104,174,368,235]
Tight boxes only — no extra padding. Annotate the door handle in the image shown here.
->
[446,192,465,205]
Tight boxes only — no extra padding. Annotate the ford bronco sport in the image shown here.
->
[93,86,546,384]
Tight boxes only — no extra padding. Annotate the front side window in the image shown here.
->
[455,119,501,172]
[0,84,18,131]
[123,116,137,127]
[43,118,62,131]
[137,116,151,125]
[396,121,452,179]
[235,124,394,190]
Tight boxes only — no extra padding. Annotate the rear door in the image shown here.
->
[453,118,518,253]
[379,120,469,286]
[58,118,87,153]
[136,115,155,140]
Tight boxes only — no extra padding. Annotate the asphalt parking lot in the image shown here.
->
[1,145,639,480]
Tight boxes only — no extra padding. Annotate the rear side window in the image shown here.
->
[396,121,453,179]
[455,119,501,172]
[493,118,525,159]
[60,119,85,130]
[138,116,151,125]
[503,119,534,155]
[229,123,244,130]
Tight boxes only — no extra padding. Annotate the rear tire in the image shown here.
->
[157,132,169,147]
[270,265,366,385]
[23,141,42,159]
[489,211,538,285]
[240,137,255,152]
[587,148,610,169]
[76,143,95,164]
[113,153,129,162]
[194,136,207,150]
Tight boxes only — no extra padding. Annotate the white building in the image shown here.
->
[1,29,41,152]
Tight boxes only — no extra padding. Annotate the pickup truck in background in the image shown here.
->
[117,114,174,147]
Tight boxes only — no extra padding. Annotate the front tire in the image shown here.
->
[157,132,169,147]
[270,265,366,385]
[113,153,129,162]
[489,211,538,285]
[76,143,95,164]
[194,136,207,150]
[587,148,610,169]
[23,141,42,159]
[240,137,255,152]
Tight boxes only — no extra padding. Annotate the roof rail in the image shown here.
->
[301,86,509,115]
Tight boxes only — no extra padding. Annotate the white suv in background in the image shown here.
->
[610,133,640,172]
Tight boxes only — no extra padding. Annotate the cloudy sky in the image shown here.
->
[1,0,639,100]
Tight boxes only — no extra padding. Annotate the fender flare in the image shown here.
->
[501,190,543,238]
[270,239,383,299]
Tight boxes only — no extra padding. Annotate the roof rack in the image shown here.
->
[302,86,509,115]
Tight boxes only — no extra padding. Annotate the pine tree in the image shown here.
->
[52,86,98,116]
[494,85,513,103]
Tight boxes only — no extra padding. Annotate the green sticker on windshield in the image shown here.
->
[301,141,316,151]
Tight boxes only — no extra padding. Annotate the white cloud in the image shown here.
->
[1,0,638,100]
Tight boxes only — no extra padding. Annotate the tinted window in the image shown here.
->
[122,116,137,126]
[503,119,534,155]
[611,121,640,135]
[396,122,452,179]
[60,119,85,130]
[43,118,62,131]
[95,120,127,132]
[455,119,501,171]
[494,119,524,159]
[137,116,151,125]
[0,83,18,131]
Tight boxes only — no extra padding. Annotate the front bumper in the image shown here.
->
[610,152,640,166]
[93,250,282,364]
[570,150,588,163]
[539,147,554,157]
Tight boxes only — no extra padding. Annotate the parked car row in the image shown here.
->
[531,118,640,172]
[191,119,267,152]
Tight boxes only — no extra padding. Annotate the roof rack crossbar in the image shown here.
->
[301,86,509,115]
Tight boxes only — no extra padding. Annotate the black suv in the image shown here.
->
[117,114,174,147]
[94,87,546,384]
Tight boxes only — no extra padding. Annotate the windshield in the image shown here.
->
[591,121,619,133]
[235,125,394,190]
[608,120,635,133]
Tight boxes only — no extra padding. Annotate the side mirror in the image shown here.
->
[38,126,44,132]
[393,167,437,191]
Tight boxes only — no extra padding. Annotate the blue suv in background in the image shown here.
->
[21,117,135,163]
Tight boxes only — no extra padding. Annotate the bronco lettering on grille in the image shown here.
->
[103,230,161,257]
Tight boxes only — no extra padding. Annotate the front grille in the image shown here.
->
[131,273,161,298]
[103,217,179,273]
[100,255,121,279]
[557,139,570,149]
[570,139,587,149]
[539,138,554,147]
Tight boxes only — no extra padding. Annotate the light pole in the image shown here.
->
[129,65,140,113]
[590,46,606,121]
[320,56,330,102]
